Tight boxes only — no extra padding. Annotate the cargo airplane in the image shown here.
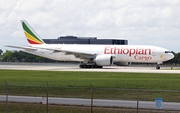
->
[7,20,174,69]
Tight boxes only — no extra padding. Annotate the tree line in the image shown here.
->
[0,50,55,62]
[165,52,180,65]
[0,49,180,65]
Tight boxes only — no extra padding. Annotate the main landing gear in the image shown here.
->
[79,64,103,68]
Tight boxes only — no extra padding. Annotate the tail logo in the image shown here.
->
[22,21,44,44]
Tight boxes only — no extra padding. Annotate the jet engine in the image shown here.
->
[93,54,113,66]
[114,62,130,66]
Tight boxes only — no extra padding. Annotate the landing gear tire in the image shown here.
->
[79,65,83,68]
[79,64,103,69]
[97,66,103,68]
[156,65,160,70]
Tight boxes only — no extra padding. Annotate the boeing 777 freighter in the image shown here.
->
[7,20,174,69]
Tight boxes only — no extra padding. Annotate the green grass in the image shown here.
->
[0,70,180,90]
[0,70,180,102]
[0,102,174,113]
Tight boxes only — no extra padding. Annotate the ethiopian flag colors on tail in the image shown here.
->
[21,20,45,44]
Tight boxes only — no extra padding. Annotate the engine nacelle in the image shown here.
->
[93,54,113,66]
[114,62,130,66]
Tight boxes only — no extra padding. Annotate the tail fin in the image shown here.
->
[21,20,45,45]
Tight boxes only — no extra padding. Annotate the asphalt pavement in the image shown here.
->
[0,62,180,73]
[0,95,180,110]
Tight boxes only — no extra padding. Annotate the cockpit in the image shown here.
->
[165,51,173,53]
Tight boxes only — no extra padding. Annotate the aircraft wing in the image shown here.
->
[36,46,97,59]
[6,45,96,59]
[60,50,96,59]
[6,45,38,51]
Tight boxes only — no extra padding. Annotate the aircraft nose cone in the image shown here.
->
[169,53,174,60]
[172,53,175,59]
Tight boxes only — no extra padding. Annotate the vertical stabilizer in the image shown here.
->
[21,20,45,45]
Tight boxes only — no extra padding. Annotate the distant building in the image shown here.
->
[43,36,128,45]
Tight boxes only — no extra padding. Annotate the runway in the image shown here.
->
[0,95,180,110]
[0,62,180,73]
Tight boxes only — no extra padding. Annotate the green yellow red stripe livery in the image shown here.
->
[21,20,44,44]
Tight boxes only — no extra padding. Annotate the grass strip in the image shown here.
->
[0,70,180,102]
[0,102,175,113]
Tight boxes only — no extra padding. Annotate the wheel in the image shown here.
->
[79,64,103,69]
[79,64,86,68]
[92,65,97,68]
[97,66,103,68]
[86,65,90,68]
[79,65,83,68]
[156,65,160,70]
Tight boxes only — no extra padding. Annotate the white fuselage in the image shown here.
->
[21,44,174,63]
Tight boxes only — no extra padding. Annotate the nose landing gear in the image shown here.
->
[156,62,162,70]
[156,65,160,70]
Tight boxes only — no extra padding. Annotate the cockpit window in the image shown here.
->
[165,51,173,53]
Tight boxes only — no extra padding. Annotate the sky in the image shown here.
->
[0,0,180,52]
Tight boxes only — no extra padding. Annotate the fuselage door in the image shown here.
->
[152,49,156,56]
